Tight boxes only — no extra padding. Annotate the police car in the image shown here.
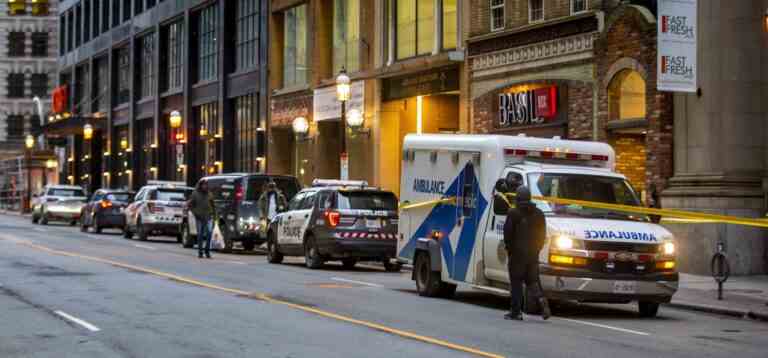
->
[124,181,193,241]
[398,134,678,317]
[267,179,401,271]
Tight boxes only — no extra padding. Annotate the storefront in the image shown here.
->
[375,66,461,195]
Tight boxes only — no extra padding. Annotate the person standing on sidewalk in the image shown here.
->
[503,186,551,321]
[187,180,215,259]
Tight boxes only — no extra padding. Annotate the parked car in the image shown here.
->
[32,185,88,226]
[267,179,401,271]
[124,181,193,241]
[180,173,301,252]
[80,189,135,233]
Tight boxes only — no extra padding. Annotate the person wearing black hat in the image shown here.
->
[503,185,551,321]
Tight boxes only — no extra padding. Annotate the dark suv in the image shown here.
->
[267,180,401,271]
[180,173,301,252]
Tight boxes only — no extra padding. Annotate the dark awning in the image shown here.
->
[41,116,106,137]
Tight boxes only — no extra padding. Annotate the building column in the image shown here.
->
[661,1,768,275]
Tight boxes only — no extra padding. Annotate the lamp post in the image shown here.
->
[336,69,351,180]
[24,134,34,213]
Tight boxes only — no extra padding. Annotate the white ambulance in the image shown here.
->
[397,134,678,317]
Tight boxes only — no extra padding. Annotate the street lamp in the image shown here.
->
[83,124,93,140]
[292,116,309,137]
[169,110,182,129]
[336,69,351,180]
[24,135,34,213]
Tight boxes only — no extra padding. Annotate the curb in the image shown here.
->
[665,301,768,323]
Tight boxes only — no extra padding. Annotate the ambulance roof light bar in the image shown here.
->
[312,179,369,188]
[505,149,609,162]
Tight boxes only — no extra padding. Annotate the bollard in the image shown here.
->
[710,242,730,301]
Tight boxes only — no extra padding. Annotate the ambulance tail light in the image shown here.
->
[100,200,113,209]
[655,261,676,271]
[324,210,341,228]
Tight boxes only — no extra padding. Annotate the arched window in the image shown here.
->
[608,70,646,121]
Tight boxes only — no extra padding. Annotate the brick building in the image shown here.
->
[467,0,670,198]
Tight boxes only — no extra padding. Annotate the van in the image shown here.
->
[397,134,678,317]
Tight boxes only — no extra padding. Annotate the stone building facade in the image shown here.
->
[0,0,58,159]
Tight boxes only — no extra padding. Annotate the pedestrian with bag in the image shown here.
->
[257,181,288,236]
[187,180,215,259]
[503,185,551,321]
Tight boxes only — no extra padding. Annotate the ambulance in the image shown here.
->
[397,134,678,317]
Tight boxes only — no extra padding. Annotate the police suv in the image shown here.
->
[267,180,401,271]
[397,134,678,317]
[124,181,193,241]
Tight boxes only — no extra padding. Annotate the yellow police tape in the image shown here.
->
[400,193,768,229]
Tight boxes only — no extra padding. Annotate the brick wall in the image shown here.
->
[567,82,594,139]
[595,5,674,192]
[270,91,313,128]
[610,134,647,192]
[470,0,607,38]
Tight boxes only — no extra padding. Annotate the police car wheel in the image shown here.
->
[93,216,102,234]
[181,223,195,248]
[638,301,660,318]
[137,218,148,241]
[304,237,324,269]
[267,234,283,264]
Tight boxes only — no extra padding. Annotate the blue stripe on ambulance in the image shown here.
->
[400,163,487,282]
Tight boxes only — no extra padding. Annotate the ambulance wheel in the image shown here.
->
[415,252,455,298]
[304,236,324,269]
[383,260,402,272]
[638,301,659,318]
[267,233,283,264]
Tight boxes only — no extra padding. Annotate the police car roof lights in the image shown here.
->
[311,179,369,187]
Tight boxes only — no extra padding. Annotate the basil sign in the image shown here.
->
[498,86,558,127]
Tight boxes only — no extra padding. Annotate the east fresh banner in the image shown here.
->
[657,0,697,93]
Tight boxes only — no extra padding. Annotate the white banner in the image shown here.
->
[313,81,364,121]
[657,0,697,93]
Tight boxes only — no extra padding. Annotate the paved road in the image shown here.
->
[1,214,766,358]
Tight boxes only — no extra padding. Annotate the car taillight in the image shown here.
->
[100,200,113,209]
[235,184,244,202]
[148,203,164,213]
[324,210,340,228]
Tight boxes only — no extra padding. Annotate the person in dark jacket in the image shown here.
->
[503,186,551,321]
[187,180,215,259]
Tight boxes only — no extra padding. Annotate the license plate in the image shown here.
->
[612,280,637,294]
[366,219,381,229]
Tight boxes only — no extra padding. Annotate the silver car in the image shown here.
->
[32,185,88,226]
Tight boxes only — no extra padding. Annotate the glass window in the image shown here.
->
[529,0,543,22]
[196,103,221,176]
[30,73,48,97]
[165,21,184,91]
[49,188,86,197]
[31,0,48,16]
[5,115,24,138]
[571,0,587,14]
[139,33,155,98]
[116,47,130,105]
[6,73,24,98]
[336,191,399,211]
[442,0,457,49]
[236,0,259,70]
[93,57,109,112]
[235,93,262,173]
[155,189,192,202]
[31,32,48,57]
[197,5,219,82]
[112,0,120,27]
[105,192,132,203]
[92,0,100,38]
[102,0,110,33]
[300,191,317,210]
[527,173,647,221]
[75,3,82,47]
[83,0,91,43]
[122,0,131,22]
[135,0,143,15]
[8,32,25,57]
[289,192,305,210]
[59,15,66,55]
[609,70,646,121]
[246,177,300,201]
[8,0,26,15]
[283,5,308,87]
[333,0,360,73]
[396,0,434,59]
[490,0,504,31]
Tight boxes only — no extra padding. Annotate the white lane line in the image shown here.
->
[331,277,384,288]
[33,228,48,232]
[54,311,101,332]
[556,317,650,336]
[218,260,247,265]
[133,244,157,251]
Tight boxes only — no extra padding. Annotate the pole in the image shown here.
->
[25,149,31,213]
[340,100,348,180]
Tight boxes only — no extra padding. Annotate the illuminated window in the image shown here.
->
[490,0,504,31]
[571,0,587,14]
[529,0,543,23]
[139,33,155,98]
[31,0,49,16]
[283,5,308,87]
[165,21,184,91]
[8,0,26,16]
[333,0,360,73]
[609,70,647,121]
[442,0,457,49]
[396,0,435,59]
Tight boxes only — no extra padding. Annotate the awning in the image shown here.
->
[41,116,106,137]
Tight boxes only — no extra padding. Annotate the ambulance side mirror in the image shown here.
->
[493,179,511,215]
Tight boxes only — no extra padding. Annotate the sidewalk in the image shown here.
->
[667,273,768,322]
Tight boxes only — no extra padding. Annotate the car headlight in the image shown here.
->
[663,241,675,255]
[555,235,574,249]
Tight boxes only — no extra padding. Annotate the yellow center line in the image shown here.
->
[0,235,504,358]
